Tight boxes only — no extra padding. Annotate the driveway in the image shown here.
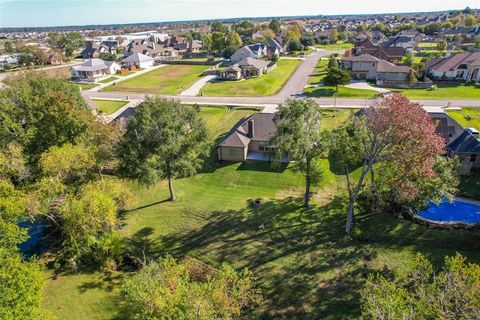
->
[344,81,390,93]
[180,75,217,96]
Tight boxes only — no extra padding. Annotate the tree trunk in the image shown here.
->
[304,159,311,208]
[345,163,370,235]
[168,176,176,201]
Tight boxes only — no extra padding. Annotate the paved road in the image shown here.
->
[82,50,480,109]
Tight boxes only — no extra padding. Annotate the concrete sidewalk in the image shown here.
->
[180,75,217,96]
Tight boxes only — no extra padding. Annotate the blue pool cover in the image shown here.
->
[418,199,480,224]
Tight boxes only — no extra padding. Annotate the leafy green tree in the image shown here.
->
[0,73,115,169]
[0,248,46,320]
[269,19,282,35]
[464,15,477,27]
[222,45,238,59]
[117,97,208,201]
[99,52,116,61]
[122,256,262,320]
[56,179,130,267]
[327,55,339,69]
[324,67,351,88]
[287,38,304,52]
[202,34,212,52]
[406,69,417,87]
[329,28,339,43]
[58,32,84,57]
[404,51,415,67]
[211,32,226,52]
[225,30,243,48]
[474,35,480,48]
[272,99,327,208]
[437,39,448,51]
[211,21,227,33]
[300,34,315,47]
[361,253,480,319]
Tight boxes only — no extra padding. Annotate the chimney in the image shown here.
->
[248,119,254,138]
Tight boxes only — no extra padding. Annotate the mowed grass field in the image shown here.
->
[315,41,354,50]
[202,59,300,97]
[92,99,128,115]
[390,83,480,100]
[304,59,377,98]
[41,107,480,319]
[101,65,208,95]
[447,107,480,131]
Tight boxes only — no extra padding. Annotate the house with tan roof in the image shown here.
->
[425,52,480,82]
[340,54,411,84]
[123,40,165,57]
[217,113,279,162]
[70,58,120,82]
[219,57,275,80]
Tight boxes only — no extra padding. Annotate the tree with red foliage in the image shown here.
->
[342,94,446,234]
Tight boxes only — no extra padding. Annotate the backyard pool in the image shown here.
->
[417,198,480,225]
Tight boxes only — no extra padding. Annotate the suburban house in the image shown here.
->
[425,52,480,82]
[230,43,268,64]
[354,31,386,45]
[47,52,63,65]
[123,40,164,57]
[70,58,120,82]
[219,57,275,80]
[80,42,117,59]
[123,52,154,69]
[173,40,203,53]
[354,40,406,62]
[217,113,278,162]
[430,111,480,175]
[340,54,411,85]
[267,36,287,55]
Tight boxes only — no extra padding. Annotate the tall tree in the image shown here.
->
[225,30,243,48]
[117,97,208,201]
[211,32,226,52]
[269,19,282,35]
[335,94,445,234]
[272,99,327,208]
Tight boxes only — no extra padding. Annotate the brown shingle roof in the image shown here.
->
[426,53,480,72]
[218,113,277,148]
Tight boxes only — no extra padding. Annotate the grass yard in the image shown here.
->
[418,42,438,48]
[304,59,377,98]
[42,106,480,319]
[92,99,128,115]
[459,169,480,200]
[101,65,208,94]
[447,107,480,130]
[389,83,480,100]
[202,59,300,97]
[98,76,118,83]
[315,41,353,51]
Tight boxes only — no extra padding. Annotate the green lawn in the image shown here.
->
[42,106,480,319]
[304,59,378,98]
[447,107,480,130]
[390,83,480,100]
[92,99,128,115]
[418,42,438,48]
[101,65,208,94]
[202,59,300,97]
[98,76,118,83]
[459,169,480,200]
[315,41,353,51]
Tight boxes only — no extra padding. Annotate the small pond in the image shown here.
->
[417,198,480,225]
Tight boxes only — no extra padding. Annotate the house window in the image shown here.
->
[471,154,477,163]
[258,142,266,151]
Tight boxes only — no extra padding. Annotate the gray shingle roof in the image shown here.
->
[448,131,480,154]
[218,113,277,148]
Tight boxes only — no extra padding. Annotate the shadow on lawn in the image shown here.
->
[156,195,381,319]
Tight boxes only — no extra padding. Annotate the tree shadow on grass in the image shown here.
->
[307,88,336,97]
[156,195,381,319]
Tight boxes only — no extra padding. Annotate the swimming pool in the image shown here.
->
[417,199,480,225]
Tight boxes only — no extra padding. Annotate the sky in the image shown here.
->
[0,0,478,28]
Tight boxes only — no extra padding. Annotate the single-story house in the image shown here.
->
[230,43,268,64]
[217,113,279,162]
[425,52,480,82]
[174,40,203,53]
[70,58,120,82]
[80,42,117,59]
[340,54,410,84]
[218,57,275,80]
[123,52,154,69]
